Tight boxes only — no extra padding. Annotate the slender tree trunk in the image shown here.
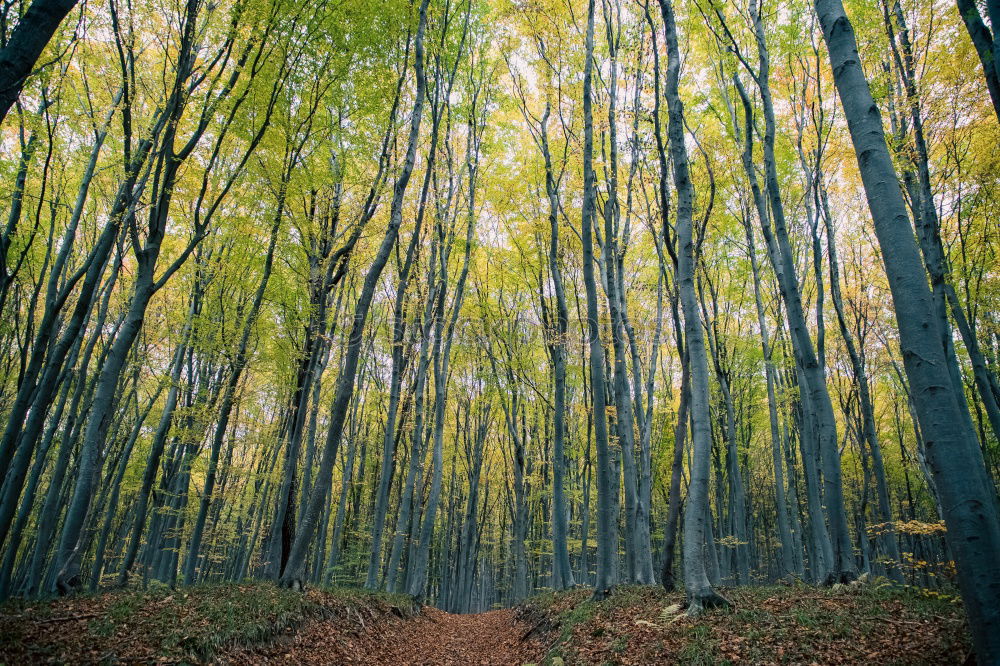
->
[599,1,647,584]
[538,102,576,591]
[658,0,729,614]
[582,0,615,601]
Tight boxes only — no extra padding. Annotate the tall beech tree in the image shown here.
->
[658,0,729,614]
[814,0,1000,658]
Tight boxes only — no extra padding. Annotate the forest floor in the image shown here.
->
[226,604,545,665]
[526,582,970,665]
[0,579,971,664]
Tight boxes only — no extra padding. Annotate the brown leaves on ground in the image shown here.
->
[531,583,970,665]
[1,582,547,665]
[1,581,970,665]
[0,583,409,664]
[226,605,547,665]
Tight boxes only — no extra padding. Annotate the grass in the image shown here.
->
[0,581,417,664]
[522,580,969,665]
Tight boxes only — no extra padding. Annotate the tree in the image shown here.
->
[955,0,1000,121]
[658,0,729,615]
[0,0,79,125]
[581,0,616,601]
[814,0,1000,658]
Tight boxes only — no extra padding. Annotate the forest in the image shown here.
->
[0,0,998,662]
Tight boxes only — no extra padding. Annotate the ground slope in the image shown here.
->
[1,581,970,664]
[527,583,970,665]
[0,583,420,664]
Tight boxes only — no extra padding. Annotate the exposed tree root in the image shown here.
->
[821,569,858,586]
[685,586,731,616]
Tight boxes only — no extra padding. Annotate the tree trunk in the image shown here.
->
[0,0,79,125]
[658,0,729,615]
[814,0,1000,658]
[582,0,616,601]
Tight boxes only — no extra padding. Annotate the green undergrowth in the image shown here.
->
[0,581,417,664]
[523,581,969,665]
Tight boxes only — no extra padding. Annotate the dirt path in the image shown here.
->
[227,606,546,665]
[356,607,540,665]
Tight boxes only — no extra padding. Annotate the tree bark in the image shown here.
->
[0,0,79,125]
[658,0,729,615]
[815,0,1000,658]
[582,0,616,601]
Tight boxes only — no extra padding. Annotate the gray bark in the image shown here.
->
[582,0,616,601]
[657,0,729,614]
[815,0,1000,658]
